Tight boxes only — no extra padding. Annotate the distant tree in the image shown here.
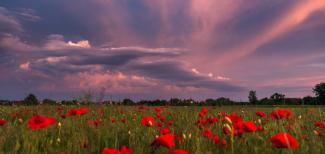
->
[302,96,316,105]
[216,97,233,105]
[259,97,272,105]
[270,93,285,104]
[205,98,217,106]
[248,90,258,104]
[313,82,325,104]
[122,98,134,105]
[42,99,56,105]
[170,98,181,105]
[24,94,39,105]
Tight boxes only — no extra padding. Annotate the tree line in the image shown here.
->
[0,82,324,106]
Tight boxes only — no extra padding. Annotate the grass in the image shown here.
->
[0,105,324,154]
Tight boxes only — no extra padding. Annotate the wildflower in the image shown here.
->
[110,117,115,123]
[242,121,257,132]
[121,118,126,123]
[151,134,175,148]
[141,116,155,127]
[101,147,120,154]
[201,107,208,114]
[28,115,56,130]
[160,127,171,135]
[0,119,7,126]
[220,139,227,147]
[66,107,89,116]
[270,109,293,120]
[270,132,298,149]
[211,135,219,144]
[227,113,242,123]
[203,128,213,138]
[154,107,161,113]
[314,122,325,128]
[255,112,266,118]
[120,146,132,154]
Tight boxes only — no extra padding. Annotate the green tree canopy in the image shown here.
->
[313,82,325,104]
[24,94,39,105]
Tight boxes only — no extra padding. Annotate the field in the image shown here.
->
[0,105,324,154]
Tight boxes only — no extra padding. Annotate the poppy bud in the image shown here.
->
[224,124,233,134]
[258,119,262,124]
[183,134,186,139]
[148,121,153,126]
[224,116,232,124]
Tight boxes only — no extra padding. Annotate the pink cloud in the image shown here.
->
[216,0,325,65]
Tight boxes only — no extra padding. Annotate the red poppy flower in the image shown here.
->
[120,146,132,154]
[78,107,89,115]
[228,113,243,123]
[167,120,174,126]
[154,107,161,113]
[270,109,293,120]
[203,128,213,137]
[67,107,89,116]
[170,149,189,154]
[255,112,266,117]
[271,132,298,149]
[121,118,126,123]
[58,151,68,154]
[198,112,205,118]
[314,122,325,128]
[110,117,115,123]
[196,119,208,127]
[160,117,166,122]
[211,135,220,144]
[156,122,163,127]
[201,107,208,114]
[223,126,231,135]
[101,147,120,154]
[101,146,132,154]
[141,116,155,127]
[257,126,264,131]
[0,119,7,126]
[242,121,257,132]
[87,119,102,127]
[220,139,227,147]
[207,117,218,124]
[28,115,56,130]
[160,127,171,135]
[151,134,175,148]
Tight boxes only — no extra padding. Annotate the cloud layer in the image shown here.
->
[1,1,325,100]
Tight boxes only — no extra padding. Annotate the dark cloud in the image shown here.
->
[130,61,244,92]
[0,7,22,33]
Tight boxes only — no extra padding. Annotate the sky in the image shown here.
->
[0,0,325,101]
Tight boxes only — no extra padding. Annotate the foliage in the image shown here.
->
[248,91,258,104]
[23,94,39,105]
[313,82,325,104]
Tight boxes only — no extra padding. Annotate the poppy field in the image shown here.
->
[0,105,324,154]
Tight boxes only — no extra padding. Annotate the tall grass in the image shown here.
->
[0,105,324,154]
